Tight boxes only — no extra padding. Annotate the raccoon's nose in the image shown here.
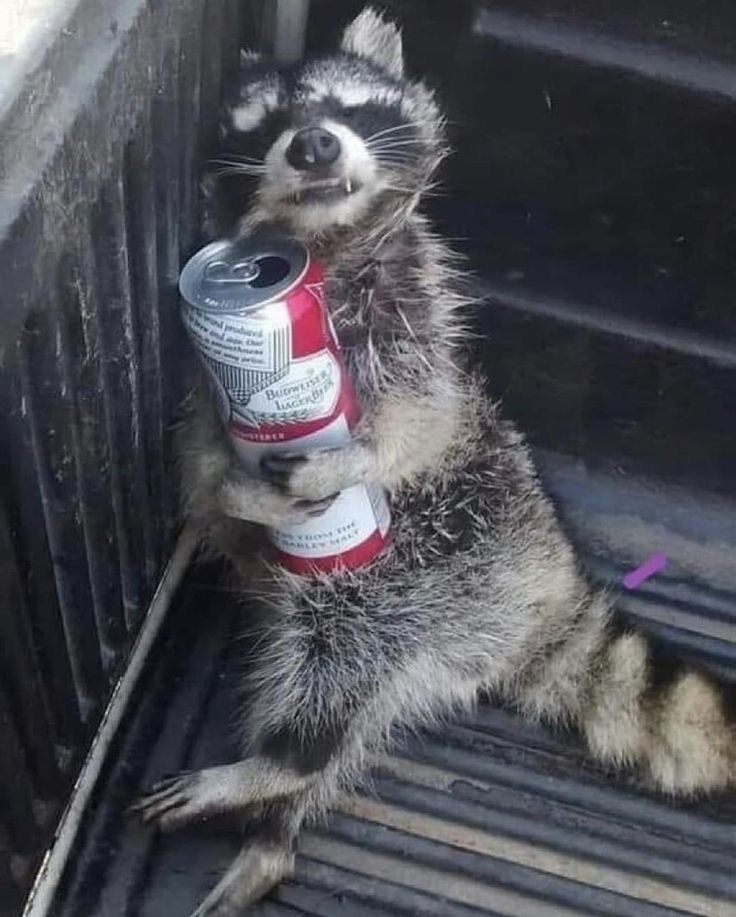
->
[286,127,341,171]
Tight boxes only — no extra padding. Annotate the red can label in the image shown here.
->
[182,248,391,574]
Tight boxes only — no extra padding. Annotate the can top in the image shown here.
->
[179,234,309,313]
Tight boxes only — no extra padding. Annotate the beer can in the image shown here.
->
[178,234,391,574]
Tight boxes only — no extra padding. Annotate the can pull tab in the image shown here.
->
[204,259,261,284]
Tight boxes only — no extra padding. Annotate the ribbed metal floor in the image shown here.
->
[55,559,736,917]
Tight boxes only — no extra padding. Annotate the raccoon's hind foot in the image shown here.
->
[190,841,294,917]
[130,759,312,832]
[129,770,225,832]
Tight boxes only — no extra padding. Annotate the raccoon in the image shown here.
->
[132,9,736,916]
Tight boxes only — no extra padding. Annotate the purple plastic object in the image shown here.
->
[623,552,668,589]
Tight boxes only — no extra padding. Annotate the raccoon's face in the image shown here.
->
[209,8,444,239]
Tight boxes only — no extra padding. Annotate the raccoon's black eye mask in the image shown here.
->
[203,6,445,236]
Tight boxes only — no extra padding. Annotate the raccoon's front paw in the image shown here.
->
[261,444,369,501]
[219,474,336,527]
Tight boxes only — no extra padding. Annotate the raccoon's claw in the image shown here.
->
[261,447,354,501]
[294,495,339,517]
[260,452,310,489]
[128,772,210,831]
[219,474,336,527]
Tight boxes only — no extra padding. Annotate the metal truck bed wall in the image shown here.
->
[2,1,736,915]
[0,0,244,910]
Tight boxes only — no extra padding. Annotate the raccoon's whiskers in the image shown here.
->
[208,158,267,176]
[375,156,418,168]
[367,139,423,150]
[211,168,265,179]
[362,122,417,143]
[373,151,419,165]
[212,152,266,165]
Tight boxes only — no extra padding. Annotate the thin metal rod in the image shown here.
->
[21,524,200,917]
[273,0,310,64]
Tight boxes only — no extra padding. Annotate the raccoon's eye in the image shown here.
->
[340,106,360,121]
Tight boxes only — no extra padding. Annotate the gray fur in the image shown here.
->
[135,9,736,915]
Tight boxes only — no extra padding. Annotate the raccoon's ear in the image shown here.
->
[340,7,403,79]
[240,48,261,67]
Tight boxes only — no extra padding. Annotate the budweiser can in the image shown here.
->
[178,234,391,574]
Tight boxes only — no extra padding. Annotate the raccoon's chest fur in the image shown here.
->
[325,270,421,397]
[310,232,539,574]
[314,262,536,570]
[318,227,436,390]
[387,408,548,573]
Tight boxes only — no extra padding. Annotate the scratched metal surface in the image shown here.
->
[55,558,736,917]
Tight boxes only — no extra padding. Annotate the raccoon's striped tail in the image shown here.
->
[510,593,736,795]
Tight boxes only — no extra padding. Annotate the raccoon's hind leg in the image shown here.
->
[189,794,313,917]
[133,689,349,914]
[130,758,313,832]
[190,841,293,917]
[133,760,331,915]
[175,729,341,917]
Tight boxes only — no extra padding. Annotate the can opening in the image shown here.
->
[249,255,291,288]
[180,237,308,312]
